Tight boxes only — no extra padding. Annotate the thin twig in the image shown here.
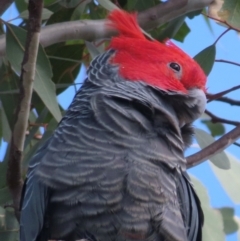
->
[213,28,231,45]
[215,59,240,67]
[208,96,240,106]
[205,109,240,126]
[233,142,240,148]
[187,125,240,168]
[29,122,47,127]
[202,12,240,32]
[207,85,240,102]
[6,0,44,221]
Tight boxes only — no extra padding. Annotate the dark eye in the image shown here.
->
[169,62,181,72]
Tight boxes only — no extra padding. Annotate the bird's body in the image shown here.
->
[20,10,206,241]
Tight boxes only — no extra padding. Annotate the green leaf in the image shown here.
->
[0,187,11,206]
[217,207,238,234]
[44,0,59,6]
[210,152,240,204]
[234,216,240,240]
[20,8,53,20]
[191,176,225,241]
[5,25,26,76]
[85,41,101,60]
[0,106,2,143]
[23,139,41,169]
[46,6,75,25]
[0,145,9,188]
[0,106,11,143]
[59,0,84,8]
[15,0,28,14]
[0,59,20,133]
[194,44,216,76]
[127,0,159,11]
[155,16,186,41]
[97,0,118,11]
[35,46,62,122]
[0,207,19,241]
[195,128,230,169]
[88,2,108,20]
[202,8,214,34]
[47,44,84,94]
[71,0,91,20]
[150,16,190,43]
[218,0,240,29]
[174,22,190,42]
[201,120,225,137]
[186,9,202,19]
[5,24,62,122]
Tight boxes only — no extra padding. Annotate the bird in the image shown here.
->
[20,9,206,241]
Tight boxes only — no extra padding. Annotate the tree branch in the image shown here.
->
[0,0,14,16]
[7,0,43,221]
[215,59,240,67]
[187,125,240,168]
[213,28,231,45]
[207,85,240,102]
[202,12,240,32]
[233,142,240,148]
[209,96,240,106]
[205,109,240,126]
[0,0,213,56]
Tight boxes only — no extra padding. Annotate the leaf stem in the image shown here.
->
[213,28,231,45]
[215,59,240,67]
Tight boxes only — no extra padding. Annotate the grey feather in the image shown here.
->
[20,49,204,241]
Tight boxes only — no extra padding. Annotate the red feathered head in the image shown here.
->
[107,10,207,93]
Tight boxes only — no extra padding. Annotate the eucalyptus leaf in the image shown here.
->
[59,0,83,8]
[0,106,2,143]
[46,44,84,95]
[156,16,186,41]
[0,146,9,188]
[210,152,240,204]
[20,8,53,20]
[195,128,230,169]
[127,0,159,11]
[218,0,240,29]
[97,0,118,11]
[194,44,216,76]
[15,0,28,14]
[173,22,190,42]
[89,2,108,20]
[201,120,225,137]
[191,176,225,241]
[44,0,58,6]
[71,0,91,20]
[0,207,19,241]
[0,58,20,132]
[0,187,11,206]
[234,216,240,240]
[23,140,41,168]
[85,41,102,60]
[46,7,75,25]
[5,23,62,122]
[0,106,11,143]
[35,46,62,122]
[217,207,238,234]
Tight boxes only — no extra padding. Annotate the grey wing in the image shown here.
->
[177,171,204,241]
[20,139,51,241]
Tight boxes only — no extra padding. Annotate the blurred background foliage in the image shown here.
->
[0,0,240,240]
